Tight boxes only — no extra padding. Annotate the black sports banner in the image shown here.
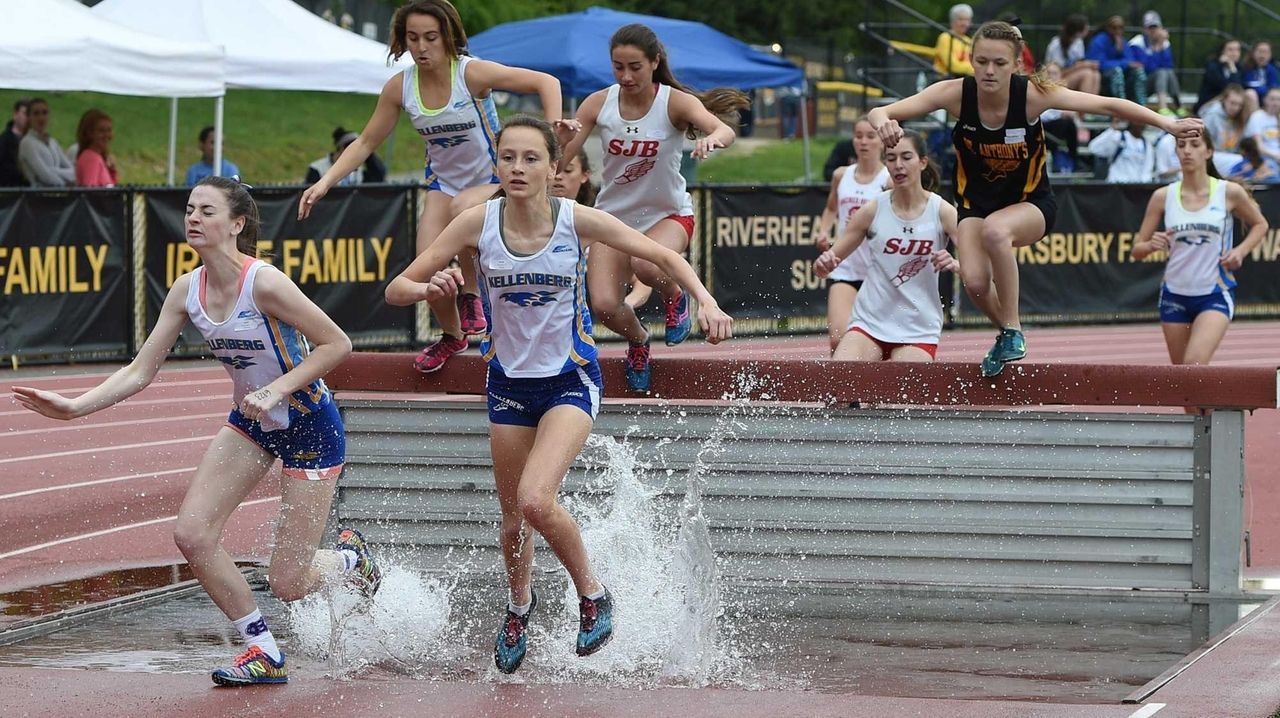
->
[144,185,415,352]
[0,190,130,360]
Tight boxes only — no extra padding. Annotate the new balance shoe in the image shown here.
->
[664,289,692,346]
[494,589,538,674]
[625,341,651,393]
[412,334,468,374]
[576,587,614,657]
[211,645,287,686]
[458,293,488,336]
[336,527,381,598]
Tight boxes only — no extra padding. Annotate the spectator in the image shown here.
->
[185,126,240,185]
[305,126,386,186]
[74,109,117,188]
[1196,38,1246,113]
[1242,40,1280,106]
[1045,14,1101,95]
[1129,11,1183,116]
[0,98,30,187]
[1088,16,1147,103]
[933,4,974,77]
[1201,84,1251,153]
[1228,136,1280,182]
[822,137,854,181]
[998,13,1035,72]
[1088,118,1156,183]
[1245,87,1280,164]
[1040,64,1081,173]
[778,86,802,139]
[17,98,75,187]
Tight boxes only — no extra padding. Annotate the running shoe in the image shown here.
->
[494,589,539,674]
[979,328,1027,378]
[412,334,468,374]
[458,293,488,336]
[576,587,614,657]
[625,341,652,393]
[336,527,381,598]
[664,289,692,346]
[211,645,287,686]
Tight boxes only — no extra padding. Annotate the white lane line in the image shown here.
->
[0,467,195,502]
[0,495,280,560]
[0,435,212,465]
[0,395,231,418]
[1127,704,1165,717]
[2,366,224,384]
[0,377,230,400]
[1,413,225,438]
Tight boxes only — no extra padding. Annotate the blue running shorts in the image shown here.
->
[226,398,345,480]
[487,363,603,427]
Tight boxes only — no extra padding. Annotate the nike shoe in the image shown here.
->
[458,293,488,336]
[576,587,614,657]
[211,645,287,686]
[664,289,692,346]
[412,334,468,374]
[494,589,538,674]
[625,341,651,393]
[336,527,381,598]
[979,328,1027,378]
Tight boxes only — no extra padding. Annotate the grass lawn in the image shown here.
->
[694,135,837,186]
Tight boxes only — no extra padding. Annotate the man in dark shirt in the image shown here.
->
[0,99,31,186]
[822,138,855,181]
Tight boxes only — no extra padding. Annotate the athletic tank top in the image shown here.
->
[593,84,694,231]
[402,55,501,196]
[831,164,891,282]
[1162,178,1235,295]
[185,260,330,432]
[475,197,597,378]
[951,74,1051,213]
[851,191,948,344]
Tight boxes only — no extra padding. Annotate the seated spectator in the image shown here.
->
[1242,40,1280,106]
[74,109,117,188]
[1245,87,1280,164]
[185,126,240,185]
[933,4,974,77]
[0,99,30,186]
[1129,12,1183,116]
[1197,38,1246,113]
[17,98,75,187]
[998,13,1035,72]
[1040,64,1081,173]
[1088,117,1156,183]
[1046,14,1101,95]
[1201,84,1251,153]
[306,126,386,186]
[822,137,854,182]
[1088,16,1147,103]
[1228,136,1280,182]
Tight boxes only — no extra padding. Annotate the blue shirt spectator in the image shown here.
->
[184,125,240,185]
[1086,23,1142,76]
[1242,40,1280,105]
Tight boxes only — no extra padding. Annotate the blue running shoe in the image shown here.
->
[979,328,1027,377]
[664,290,692,346]
[494,589,538,674]
[211,645,287,686]
[336,527,381,598]
[625,341,651,393]
[576,587,614,657]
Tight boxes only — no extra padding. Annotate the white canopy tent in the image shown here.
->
[0,0,226,184]
[94,0,409,183]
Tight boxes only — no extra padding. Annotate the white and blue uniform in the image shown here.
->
[474,197,602,426]
[830,164,890,283]
[186,259,344,479]
[402,55,501,196]
[1158,178,1236,323]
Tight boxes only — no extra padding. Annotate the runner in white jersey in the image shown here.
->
[386,116,732,675]
[815,117,887,353]
[298,0,576,375]
[815,132,960,362]
[12,177,381,687]
[1131,132,1267,367]
[558,23,748,393]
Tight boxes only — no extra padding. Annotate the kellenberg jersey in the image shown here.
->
[1162,177,1235,295]
[402,55,501,196]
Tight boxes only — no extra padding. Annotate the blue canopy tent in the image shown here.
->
[469,6,812,178]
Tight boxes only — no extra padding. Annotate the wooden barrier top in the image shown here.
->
[326,353,1280,410]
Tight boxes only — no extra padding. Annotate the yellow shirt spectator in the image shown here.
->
[933,4,975,76]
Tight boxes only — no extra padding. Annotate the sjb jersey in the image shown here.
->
[951,74,1051,213]
[851,191,948,344]
[831,164,891,282]
[1162,178,1235,295]
[402,55,501,196]
[594,84,694,231]
[186,260,330,432]
[475,197,597,378]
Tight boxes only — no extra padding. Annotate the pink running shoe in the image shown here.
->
[458,293,488,336]
[412,335,468,374]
